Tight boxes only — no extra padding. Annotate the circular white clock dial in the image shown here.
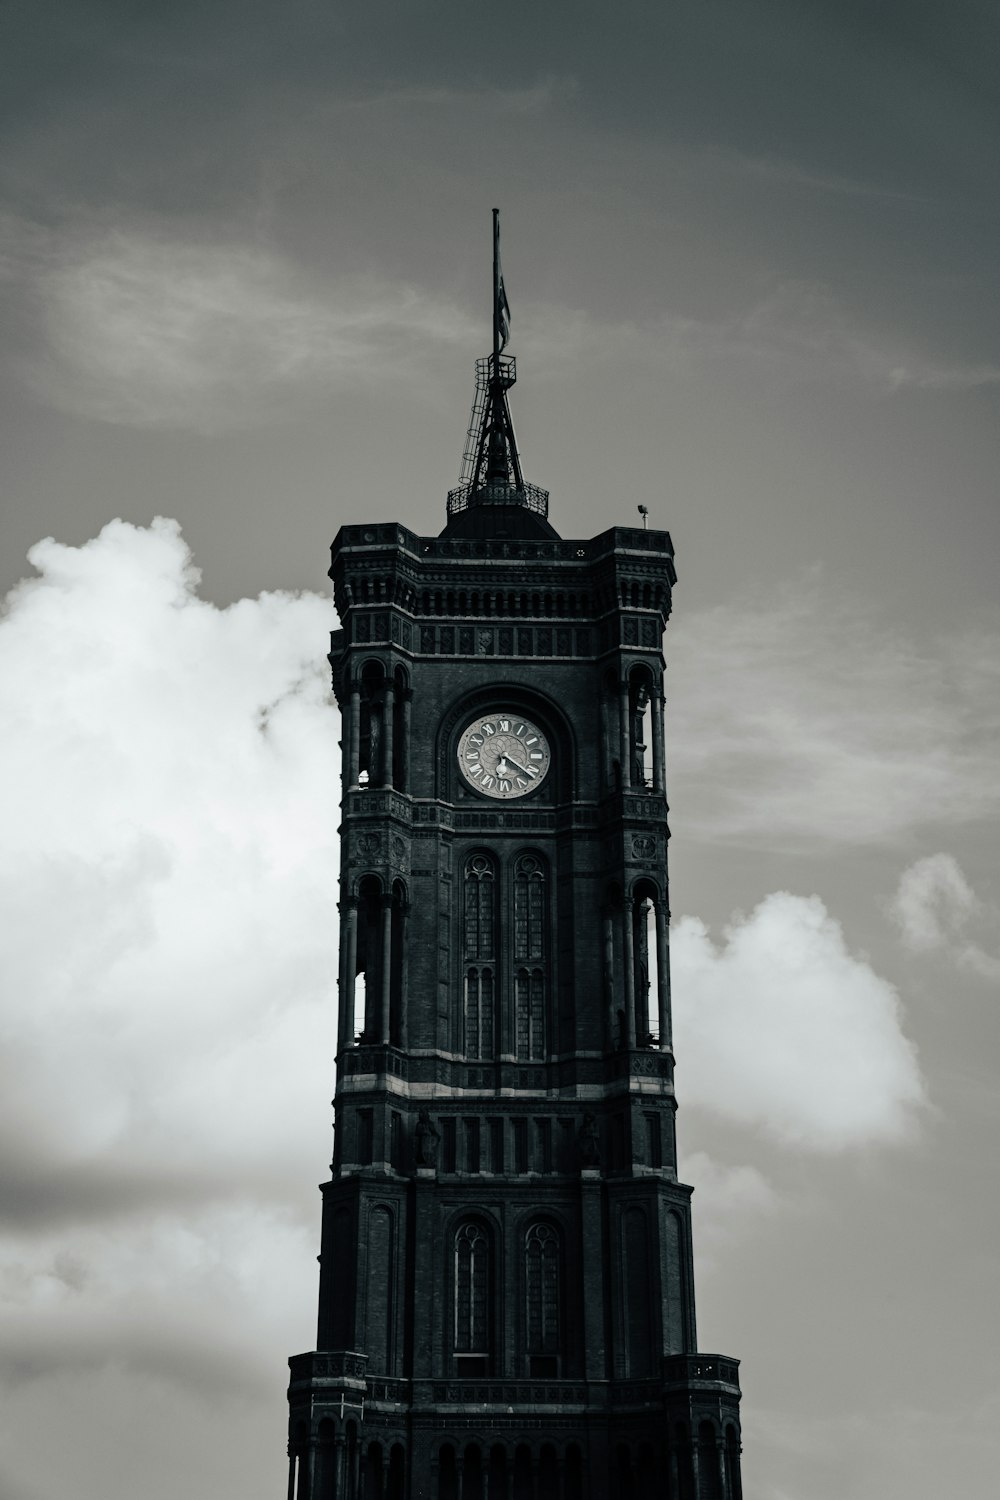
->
[457,713,551,799]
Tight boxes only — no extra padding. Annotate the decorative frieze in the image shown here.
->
[404,623,597,658]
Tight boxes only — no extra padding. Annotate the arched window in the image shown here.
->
[355,875,383,1042]
[628,666,653,787]
[390,880,406,1048]
[513,854,545,961]
[454,1221,491,1368]
[463,855,496,1059]
[623,1206,652,1376]
[391,665,408,791]
[514,969,545,1061]
[698,1421,722,1500]
[525,1222,561,1373]
[513,854,548,1061]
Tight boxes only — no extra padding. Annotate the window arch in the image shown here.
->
[454,1220,492,1369]
[355,874,383,1042]
[628,664,654,788]
[698,1421,722,1500]
[513,853,548,1061]
[525,1222,561,1373]
[463,854,497,1059]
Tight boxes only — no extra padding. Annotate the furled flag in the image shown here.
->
[498,267,511,350]
[494,208,512,351]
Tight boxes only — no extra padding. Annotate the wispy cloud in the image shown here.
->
[668,582,1000,848]
[5,210,995,433]
[735,280,1000,392]
[4,220,474,430]
[703,143,930,203]
[890,853,1000,980]
[681,1150,780,1266]
[517,280,1000,394]
[336,74,578,116]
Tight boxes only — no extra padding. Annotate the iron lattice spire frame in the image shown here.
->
[447,210,549,517]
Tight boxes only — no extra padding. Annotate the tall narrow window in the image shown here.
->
[513,855,546,961]
[389,881,405,1048]
[463,856,496,1059]
[525,1222,560,1375]
[355,876,383,1042]
[454,1222,491,1370]
[513,854,548,1060]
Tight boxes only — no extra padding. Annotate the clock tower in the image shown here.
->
[285,216,744,1500]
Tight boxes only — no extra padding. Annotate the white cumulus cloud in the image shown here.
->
[0,515,339,1210]
[0,518,338,1497]
[672,892,925,1149]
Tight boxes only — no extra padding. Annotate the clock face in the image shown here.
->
[457,713,551,799]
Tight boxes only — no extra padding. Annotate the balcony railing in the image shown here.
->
[662,1353,741,1391]
[446,481,550,517]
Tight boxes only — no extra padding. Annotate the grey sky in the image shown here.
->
[0,4,998,1499]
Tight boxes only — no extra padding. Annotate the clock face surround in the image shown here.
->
[457,712,551,799]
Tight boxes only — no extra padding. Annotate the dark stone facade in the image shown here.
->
[285,508,743,1498]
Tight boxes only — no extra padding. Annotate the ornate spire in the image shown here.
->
[446,210,549,523]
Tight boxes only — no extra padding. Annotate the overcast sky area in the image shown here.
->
[0,3,998,1498]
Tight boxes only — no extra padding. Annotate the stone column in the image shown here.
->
[602,909,616,1048]
[580,1169,607,1378]
[350,1435,360,1500]
[717,1439,728,1500]
[600,690,611,790]
[622,895,636,1048]
[348,686,361,787]
[382,682,395,788]
[334,1435,346,1499]
[634,900,650,1045]
[379,895,393,1043]
[652,686,665,793]
[411,1170,436,1378]
[398,899,409,1050]
[400,690,412,793]
[618,678,631,790]
[338,900,358,1052]
[286,1453,297,1500]
[654,900,671,1051]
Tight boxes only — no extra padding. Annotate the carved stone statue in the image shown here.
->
[414,1107,440,1168]
[577,1111,601,1168]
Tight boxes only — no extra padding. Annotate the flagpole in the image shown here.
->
[492,208,501,372]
